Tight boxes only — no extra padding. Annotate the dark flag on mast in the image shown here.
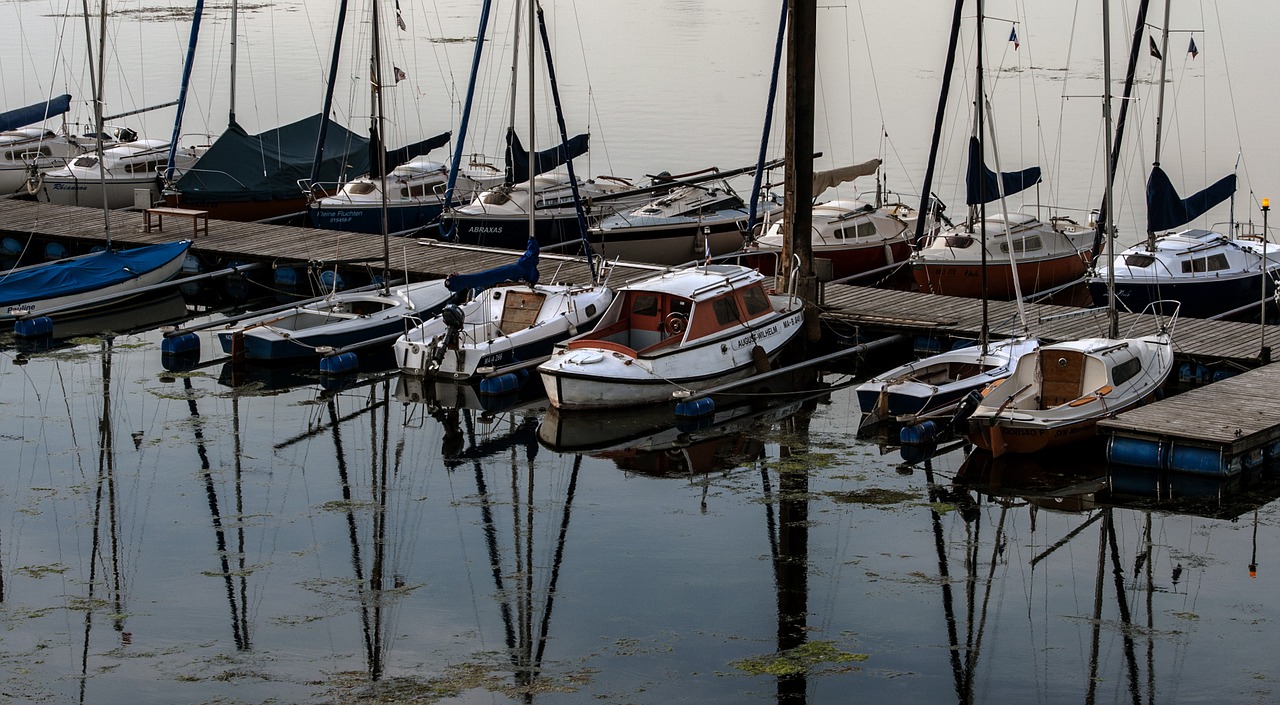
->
[1149,35,1163,60]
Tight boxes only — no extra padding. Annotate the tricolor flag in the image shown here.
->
[393,66,407,83]
[1149,35,1163,60]
[1009,26,1019,50]
[1188,36,1198,59]
[395,0,406,30]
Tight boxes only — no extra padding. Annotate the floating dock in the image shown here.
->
[1098,364,1280,477]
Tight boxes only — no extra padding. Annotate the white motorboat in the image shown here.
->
[538,264,804,410]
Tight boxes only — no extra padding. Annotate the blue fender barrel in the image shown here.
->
[14,316,54,338]
[320,352,359,375]
[675,396,716,418]
[479,371,526,396]
[161,332,201,356]
[899,420,939,445]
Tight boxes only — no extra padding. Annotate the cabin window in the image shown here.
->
[125,160,162,175]
[72,155,98,168]
[480,191,510,205]
[1112,357,1142,386]
[1124,253,1156,268]
[1000,235,1043,253]
[711,296,741,326]
[584,304,596,319]
[408,183,433,197]
[944,235,974,248]
[838,221,878,240]
[632,295,659,317]
[6,146,52,159]
[741,285,771,316]
[1181,254,1230,273]
[347,182,377,195]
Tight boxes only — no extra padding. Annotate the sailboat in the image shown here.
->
[2,2,190,322]
[1086,1,1277,319]
[394,1,614,383]
[962,1,1176,456]
[215,0,452,362]
[0,94,102,195]
[854,5,1038,420]
[907,10,1093,300]
[745,159,926,281]
[160,1,375,222]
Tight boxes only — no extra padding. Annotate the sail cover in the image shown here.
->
[504,128,589,183]
[965,137,1041,205]
[812,158,881,196]
[371,130,452,179]
[173,115,369,203]
[1146,165,1236,232]
[445,238,540,293]
[0,94,72,132]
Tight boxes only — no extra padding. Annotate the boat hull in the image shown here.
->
[541,307,804,410]
[1087,272,1275,319]
[309,201,446,234]
[912,252,1088,298]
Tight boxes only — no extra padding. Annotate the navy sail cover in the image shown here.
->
[445,238,540,293]
[0,94,72,132]
[1146,165,1236,232]
[504,128,589,183]
[965,137,1041,205]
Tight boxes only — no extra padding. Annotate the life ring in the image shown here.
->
[665,311,688,336]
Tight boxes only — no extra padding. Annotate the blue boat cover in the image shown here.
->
[445,238,540,293]
[0,94,72,132]
[965,137,1041,205]
[1146,165,1236,232]
[173,115,369,203]
[0,240,191,308]
[505,128,589,184]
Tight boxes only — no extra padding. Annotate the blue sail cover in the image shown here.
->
[0,94,72,132]
[1146,165,1236,232]
[445,238,540,293]
[0,240,191,308]
[504,128,589,183]
[965,137,1041,205]
[173,115,369,203]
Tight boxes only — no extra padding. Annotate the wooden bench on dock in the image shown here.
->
[144,207,209,238]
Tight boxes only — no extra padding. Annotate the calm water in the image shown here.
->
[2,1,1279,703]
[0,295,1276,705]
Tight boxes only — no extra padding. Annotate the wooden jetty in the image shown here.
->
[0,198,666,286]
[1099,363,1280,476]
[821,282,1277,368]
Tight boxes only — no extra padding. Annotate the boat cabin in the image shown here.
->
[569,274,775,356]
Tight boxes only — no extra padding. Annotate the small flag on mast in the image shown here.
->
[393,66,407,83]
[1188,36,1199,59]
[1149,35,1163,60]
[395,0,406,30]
[1009,26,1019,50]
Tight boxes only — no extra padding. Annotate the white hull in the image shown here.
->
[542,309,802,409]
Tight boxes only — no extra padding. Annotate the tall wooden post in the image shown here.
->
[781,0,816,305]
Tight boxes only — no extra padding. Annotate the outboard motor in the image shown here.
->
[430,303,466,370]
[950,389,984,432]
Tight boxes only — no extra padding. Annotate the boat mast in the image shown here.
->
[229,0,238,125]
[85,0,110,246]
[165,0,205,185]
[1103,0,1119,338]
[915,0,966,249]
[975,0,987,352]
[525,0,535,243]
[309,0,350,188]
[440,0,495,237]
[1147,0,1173,251]
[372,0,390,291]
